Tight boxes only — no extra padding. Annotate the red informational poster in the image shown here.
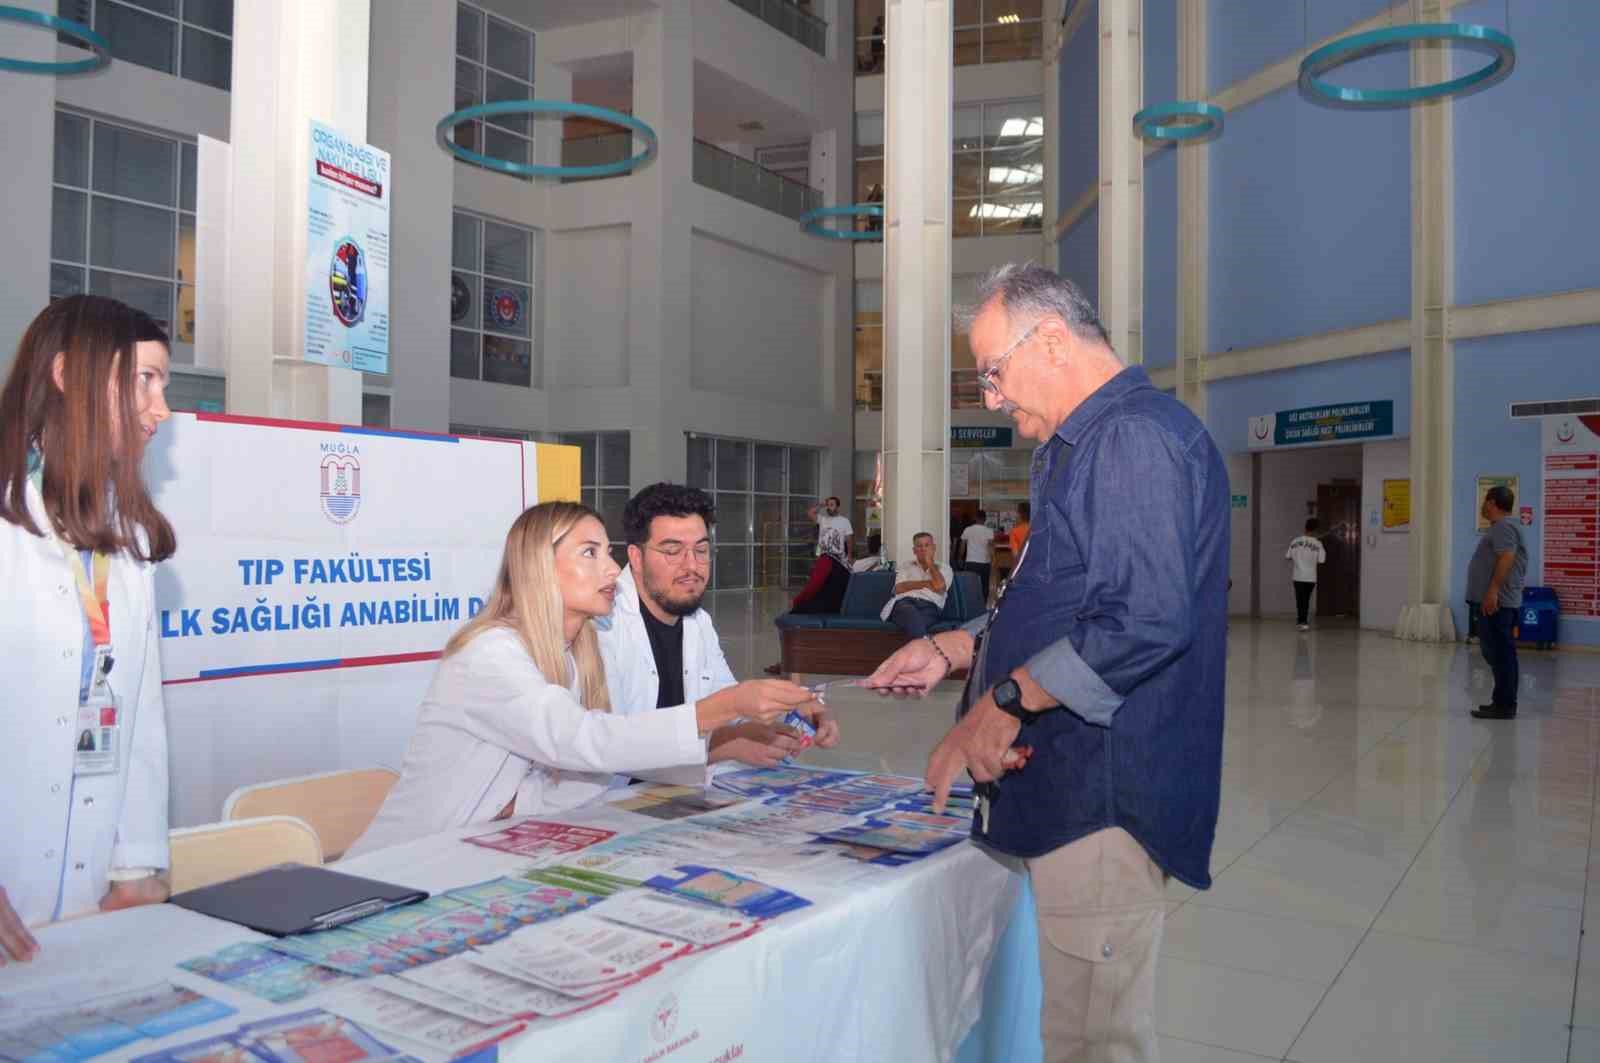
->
[464,820,617,860]
[1542,416,1600,619]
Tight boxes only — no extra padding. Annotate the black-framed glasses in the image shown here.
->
[975,320,1042,395]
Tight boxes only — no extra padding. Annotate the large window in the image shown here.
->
[854,281,882,411]
[454,2,535,178]
[560,431,632,565]
[853,111,884,214]
[953,98,1043,238]
[954,0,1044,65]
[51,110,198,351]
[451,210,538,388]
[59,0,232,90]
[687,435,821,590]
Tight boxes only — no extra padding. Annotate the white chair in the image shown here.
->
[222,767,399,861]
[168,815,323,894]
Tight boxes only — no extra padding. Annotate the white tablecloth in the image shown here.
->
[0,796,1023,1063]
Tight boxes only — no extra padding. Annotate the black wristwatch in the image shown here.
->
[992,678,1031,723]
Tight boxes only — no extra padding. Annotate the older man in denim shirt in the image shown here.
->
[868,264,1228,1062]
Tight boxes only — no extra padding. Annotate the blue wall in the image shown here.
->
[1058,207,1098,313]
[1204,349,1411,456]
[1451,327,1600,646]
[1057,6,1098,213]
[1207,0,1394,97]
[1454,0,1600,305]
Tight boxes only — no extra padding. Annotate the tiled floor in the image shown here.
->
[703,589,1600,1062]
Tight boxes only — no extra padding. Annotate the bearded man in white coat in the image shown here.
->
[598,483,840,781]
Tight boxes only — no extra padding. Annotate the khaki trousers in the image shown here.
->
[1027,827,1165,1063]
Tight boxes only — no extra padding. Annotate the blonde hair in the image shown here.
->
[446,501,611,711]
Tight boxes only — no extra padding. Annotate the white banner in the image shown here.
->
[144,414,537,827]
[1542,416,1600,620]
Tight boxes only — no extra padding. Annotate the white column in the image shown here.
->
[1397,0,1456,641]
[1098,0,1142,364]
[222,0,368,423]
[1176,0,1207,417]
[881,0,952,562]
[0,0,54,367]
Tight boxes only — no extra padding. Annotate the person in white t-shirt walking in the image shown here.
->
[1286,518,1327,631]
[958,510,996,602]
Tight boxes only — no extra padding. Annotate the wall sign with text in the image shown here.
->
[1248,400,1394,450]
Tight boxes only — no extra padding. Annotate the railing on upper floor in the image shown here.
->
[855,369,990,412]
[560,132,633,183]
[693,140,823,221]
[724,0,827,56]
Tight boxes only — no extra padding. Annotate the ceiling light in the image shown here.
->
[997,12,1021,24]
[987,163,1043,186]
[997,117,1044,139]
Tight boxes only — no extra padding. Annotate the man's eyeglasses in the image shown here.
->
[648,543,712,563]
[975,320,1042,395]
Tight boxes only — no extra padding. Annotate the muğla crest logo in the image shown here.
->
[320,443,361,524]
[650,992,679,1043]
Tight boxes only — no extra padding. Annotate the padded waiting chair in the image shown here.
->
[168,815,323,894]
[222,767,399,861]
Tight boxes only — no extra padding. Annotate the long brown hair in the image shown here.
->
[445,502,611,711]
[0,295,177,561]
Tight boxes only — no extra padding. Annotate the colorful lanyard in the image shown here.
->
[28,452,112,646]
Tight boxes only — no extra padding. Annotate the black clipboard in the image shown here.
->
[169,863,428,936]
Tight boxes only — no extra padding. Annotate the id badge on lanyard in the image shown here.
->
[68,547,120,777]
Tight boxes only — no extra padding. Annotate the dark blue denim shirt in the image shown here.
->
[964,366,1229,888]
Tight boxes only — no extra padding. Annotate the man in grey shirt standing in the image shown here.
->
[1465,484,1529,719]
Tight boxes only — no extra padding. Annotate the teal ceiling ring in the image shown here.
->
[800,204,884,241]
[0,5,109,74]
[436,100,657,178]
[1298,22,1515,108]
[1133,101,1224,142]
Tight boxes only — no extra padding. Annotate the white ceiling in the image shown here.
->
[692,61,818,148]
[472,0,657,32]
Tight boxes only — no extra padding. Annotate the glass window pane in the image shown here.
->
[953,152,984,198]
[482,126,529,173]
[560,434,597,485]
[755,497,786,543]
[99,0,177,75]
[993,0,1042,18]
[854,158,883,204]
[598,488,629,546]
[954,0,982,26]
[954,198,983,239]
[787,498,815,542]
[450,270,479,329]
[484,17,532,81]
[954,27,982,67]
[953,105,984,152]
[361,392,391,428]
[583,487,597,511]
[854,0,883,37]
[599,432,630,487]
[984,19,1041,63]
[984,142,1043,195]
[89,271,172,334]
[177,212,195,283]
[456,3,482,61]
[55,112,89,187]
[180,141,197,211]
[452,212,479,269]
[984,99,1045,148]
[754,444,785,494]
[52,188,88,262]
[687,436,713,489]
[182,0,232,34]
[181,26,230,90]
[482,281,531,338]
[854,112,883,156]
[454,58,482,112]
[176,283,195,343]
[789,448,818,496]
[449,328,479,379]
[981,192,1044,235]
[91,198,176,277]
[482,335,531,387]
[714,546,750,589]
[715,440,751,492]
[716,492,751,543]
[125,0,176,13]
[93,122,177,205]
[485,71,531,135]
[165,369,224,412]
[51,264,86,301]
[482,221,530,281]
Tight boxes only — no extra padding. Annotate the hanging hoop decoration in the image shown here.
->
[0,4,110,74]
[1132,101,1225,142]
[435,100,657,178]
[800,204,885,241]
[1298,22,1515,108]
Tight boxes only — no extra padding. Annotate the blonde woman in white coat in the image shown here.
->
[350,502,820,855]
[0,296,176,962]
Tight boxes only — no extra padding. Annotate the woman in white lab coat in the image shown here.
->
[0,296,176,961]
[349,502,819,855]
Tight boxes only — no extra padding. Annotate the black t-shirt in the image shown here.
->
[641,605,685,708]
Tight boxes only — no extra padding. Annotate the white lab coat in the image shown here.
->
[595,566,738,787]
[0,479,169,927]
[348,625,707,856]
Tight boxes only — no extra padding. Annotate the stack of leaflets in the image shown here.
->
[130,1009,414,1063]
[0,983,235,1062]
[462,820,617,861]
[179,942,355,1005]
[388,955,611,1022]
[322,983,521,1057]
[816,818,968,856]
[444,875,601,926]
[588,890,759,949]
[784,773,927,815]
[711,766,857,799]
[643,866,812,919]
[468,913,691,999]
[610,785,745,821]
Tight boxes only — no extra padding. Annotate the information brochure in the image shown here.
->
[0,981,235,1062]
[179,942,354,1004]
[643,865,812,919]
[395,955,611,1021]
[463,820,617,860]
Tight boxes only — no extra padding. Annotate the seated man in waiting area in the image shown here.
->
[881,532,953,638]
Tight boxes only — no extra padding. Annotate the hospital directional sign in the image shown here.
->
[1248,400,1394,449]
